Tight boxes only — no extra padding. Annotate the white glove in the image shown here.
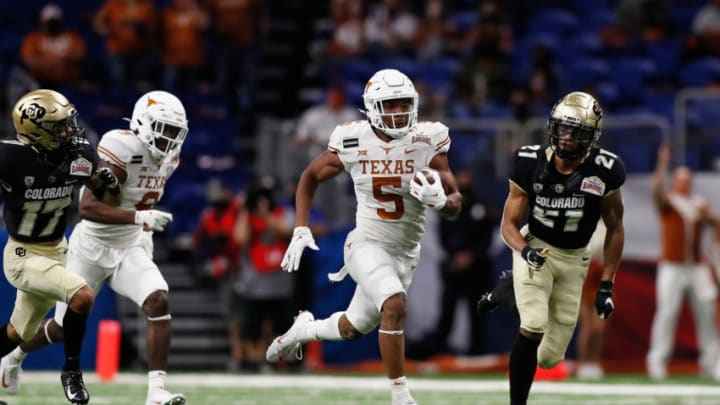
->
[134,210,173,232]
[409,167,447,209]
[281,226,319,272]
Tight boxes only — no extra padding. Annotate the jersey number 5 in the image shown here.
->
[372,177,404,220]
[18,197,72,237]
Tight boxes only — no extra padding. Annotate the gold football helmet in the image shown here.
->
[547,91,603,160]
[12,89,82,152]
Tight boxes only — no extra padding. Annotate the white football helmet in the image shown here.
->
[129,90,188,159]
[363,69,418,138]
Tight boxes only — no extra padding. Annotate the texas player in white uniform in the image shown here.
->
[265,69,462,405]
[1,91,187,405]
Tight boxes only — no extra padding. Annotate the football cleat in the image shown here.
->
[0,354,21,395]
[61,369,89,404]
[266,311,314,362]
[476,270,516,317]
[392,399,419,405]
[145,389,186,405]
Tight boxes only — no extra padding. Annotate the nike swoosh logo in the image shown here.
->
[66,387,78,400]
[404,149,416,154]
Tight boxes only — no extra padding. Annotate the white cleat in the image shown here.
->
[0,354,21,395]
[266,311,314,362]
[393,399,419,405]
[145,389,185,405]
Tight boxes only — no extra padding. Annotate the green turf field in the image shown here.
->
[4,372,720,404]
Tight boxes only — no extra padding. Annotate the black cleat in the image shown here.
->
[61,369,90,404]
[476,270,516,317]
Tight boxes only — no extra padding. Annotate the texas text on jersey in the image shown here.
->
[328,120,451,249]
[510,144,626,249]
[0,138,98,243]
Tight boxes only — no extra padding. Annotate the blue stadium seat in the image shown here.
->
[679,58,720,86]
[447,10,480,35]
[526,9,579,37]
[643,40,682,79]
[340,58,376,82]
[609,57,659,105]
[566,58,610,88]
[377,57,419,78]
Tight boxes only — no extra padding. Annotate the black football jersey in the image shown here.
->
[509,144,626,249]
[0,138,99,243]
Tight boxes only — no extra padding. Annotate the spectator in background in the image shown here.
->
[94,0,158,95]
[525,44,562,108]
[20,4,86,87]
[294,84,360,228]
[365,0,420,58]
[414,0,447,61]
[601,0,670,49]
[192,179,246,371]
[327,0,367,58]
[459,0,512,56]
[616,0,670,41]
[232,178,295,371]
[161,0,209,93]
[429,169,497,355]
[193,179,243,282]
[205,0,263,114]
[686,0,720,58]
[647,143,720,380]
[452,47,511,116]
[296,85,361,157]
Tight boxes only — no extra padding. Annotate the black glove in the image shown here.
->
[521,246,548,269]
[595,280,615,319]
[97,167,120,195]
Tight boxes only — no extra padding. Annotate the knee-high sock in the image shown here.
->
[0,324,17,357]
[62,308,88,371]
[509,333,540,405]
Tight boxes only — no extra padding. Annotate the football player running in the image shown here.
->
[480,92,625,405]
[265,69,462,405]
[1,91,188,405]
[0,89,121,404]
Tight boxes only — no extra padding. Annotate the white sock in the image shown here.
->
[390,376,413,402]
[148,370,166,393]
[9,347,26,362]
[299,312,343,342]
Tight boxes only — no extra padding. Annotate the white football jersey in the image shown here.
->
[81,129,179,247]
[328,120,451,250]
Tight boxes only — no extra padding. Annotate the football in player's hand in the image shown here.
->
[413,168,437,185]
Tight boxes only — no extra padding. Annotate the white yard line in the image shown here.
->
[20,372,720,396]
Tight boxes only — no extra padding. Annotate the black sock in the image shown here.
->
[62,309,88,371]
[0,324,17,357]
[509,333,541,405]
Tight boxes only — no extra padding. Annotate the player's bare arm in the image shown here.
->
[79,162,134,224]
[294,150,344,226]
[500,181,530,252]
[651,143,670,210]
[599,190,625,283]
[428,153,462,218]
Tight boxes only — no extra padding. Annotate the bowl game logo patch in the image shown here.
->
[70,157,92,177]
[580,176,605,196]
